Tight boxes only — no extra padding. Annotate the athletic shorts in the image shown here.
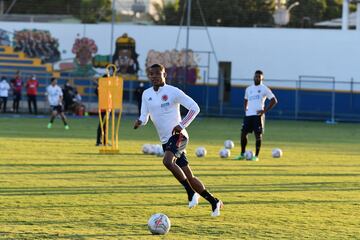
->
[13,92,21,101]
[162,132,189,167]
[50,105,63,113]
[242,115,265,134]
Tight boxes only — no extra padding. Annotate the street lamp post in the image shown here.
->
[273,1,299,26]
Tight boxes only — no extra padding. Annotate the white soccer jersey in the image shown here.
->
[46,85,63,106]
[244,83,275,116]
[0,80,10,97]
[139,84,200,144]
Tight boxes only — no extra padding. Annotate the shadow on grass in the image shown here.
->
[74,152,145,156]
[1,199,359,212]
[1,181,359,197]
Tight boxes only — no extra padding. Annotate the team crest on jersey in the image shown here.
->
[161,95,168,101]
[148,97,152,101]
[258,90,261,93]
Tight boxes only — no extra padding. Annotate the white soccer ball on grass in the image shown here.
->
[219,148,231,158]
[148,213,171,235]
[224,140,235,149]
[195,147,207,157]
[272,148,283,158]
[155,144,164,157]
[244,150,254,160]
[142,144,152,154]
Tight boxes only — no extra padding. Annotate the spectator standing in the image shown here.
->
[94,75,107,146]
[25,74,39,114]
[10,71,23,113]
[134,82,145,115]
[0,76,10,113]
[62,80,76,113]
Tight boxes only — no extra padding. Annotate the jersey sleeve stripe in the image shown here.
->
[181,110,195,126]
[181,110,194,125]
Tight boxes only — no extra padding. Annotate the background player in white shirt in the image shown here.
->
[134,64,223,217]
[46,77,69,130]
[234,70,278,161]
[0,76,10,113]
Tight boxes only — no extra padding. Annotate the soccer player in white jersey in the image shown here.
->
[234,70,278,161]
[134,64,223,217]
[46,77,69,130]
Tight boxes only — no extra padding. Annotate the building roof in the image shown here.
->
[314,12,357,28]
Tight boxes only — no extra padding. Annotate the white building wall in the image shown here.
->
[1,21,360,86]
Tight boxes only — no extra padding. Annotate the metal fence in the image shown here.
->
[1,69,360,123]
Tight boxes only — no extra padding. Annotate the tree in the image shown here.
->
[75,0,113,23]
[152,0,352,28]
[152,0,275,27]
[287,0,356,28]
[2,0,112,23]
[4,0,80,15]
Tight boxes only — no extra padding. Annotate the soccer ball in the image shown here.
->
[142,144,152,154]
[224,140,235,149]
[195,147,207,157]
[272,148,283,158]
[244,150,253,160]
[148,213,171,235]
[153,144,164,157]
[219,148,231,158]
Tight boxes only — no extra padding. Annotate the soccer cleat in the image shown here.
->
[47,123,52,129]
[233,153,245,160]
[211,199,224,217]
[64,125,70,130]
[249,156,259,161]
[188,192,200,209]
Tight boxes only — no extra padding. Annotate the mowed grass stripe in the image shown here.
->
[0,117,360,239]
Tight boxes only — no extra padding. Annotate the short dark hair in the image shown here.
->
[255,70,263,75]
[50,77,56,83]
[149,63,165,72]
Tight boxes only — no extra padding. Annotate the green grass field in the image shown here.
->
[0,116,359,239]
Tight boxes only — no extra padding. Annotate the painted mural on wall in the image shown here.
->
[112,33,139,74]
[146,49,199,84]
[0,29,10,46]
[71,37,98,76]
[13,29,60,63]
[93,33,139,76]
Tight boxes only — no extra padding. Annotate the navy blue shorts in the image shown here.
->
[50,105,63,113]
[242,115,265,134]
[162,133,189,167]
[13,92,21,101]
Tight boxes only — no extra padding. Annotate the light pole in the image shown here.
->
[273,0,299,26]
[184,0,191,89]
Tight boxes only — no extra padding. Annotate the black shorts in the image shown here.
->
[13,92,21,101]
[50,105,63,113]
[162,133,189,167]
[242,115,265,134]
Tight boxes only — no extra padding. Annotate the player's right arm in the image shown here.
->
[244,87,248,113]
[134,91,150,129]
[45,86,49,102]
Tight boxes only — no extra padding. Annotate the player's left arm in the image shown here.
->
[258,87,278,116]
[134,92,150,129]
[58,88,64,105]
[173,89,200,134]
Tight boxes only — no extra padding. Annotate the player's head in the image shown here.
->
[50,77,57,86]
[254,70,263,85]
[147,63,166,87]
